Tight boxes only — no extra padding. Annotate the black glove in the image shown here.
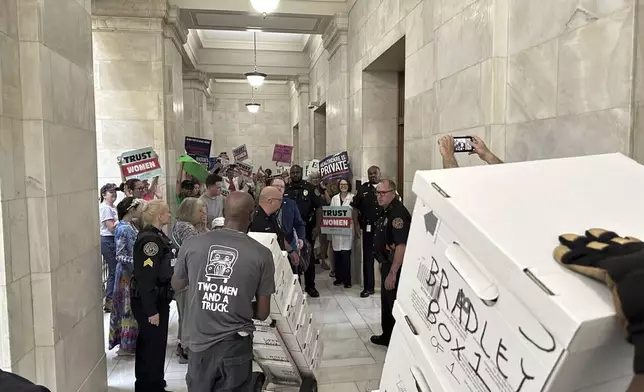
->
[553,228,644,373]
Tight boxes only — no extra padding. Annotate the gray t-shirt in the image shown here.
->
[174,228,276,352]
[199,194,224,229]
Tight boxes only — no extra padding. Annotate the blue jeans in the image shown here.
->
[101,236,117,300]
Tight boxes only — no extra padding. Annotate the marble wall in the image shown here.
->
[307,0,638,209]
[208,82,293,170]
[0,0,107,391]
[92,2,186,204]
[289,75,313,162]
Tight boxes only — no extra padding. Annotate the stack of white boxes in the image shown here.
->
[379,154,641,392]
[249,232,324,385]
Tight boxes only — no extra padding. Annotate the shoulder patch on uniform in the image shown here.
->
[392,218,404,229]
[143,241,159,256]
[143,258,154,268]
[314,188,320,196]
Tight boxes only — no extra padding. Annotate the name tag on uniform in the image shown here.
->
[366,225,371,233]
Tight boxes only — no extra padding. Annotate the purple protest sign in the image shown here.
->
[272,144,293,164]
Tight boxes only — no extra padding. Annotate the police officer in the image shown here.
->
[131,200,175,392]
[371,179,411,347]
[351,166,383,298]
[285,165,323,298]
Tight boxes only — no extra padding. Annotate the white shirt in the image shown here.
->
[330,193,354,251]
[99,202,117,237]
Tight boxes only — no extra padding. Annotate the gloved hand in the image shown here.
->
[553,228,644,374]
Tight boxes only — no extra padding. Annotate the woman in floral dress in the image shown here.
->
[109,197,143,355]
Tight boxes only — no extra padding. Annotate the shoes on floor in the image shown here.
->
[103,299,112,313]
[305,287,320,298]
[344,283,352,289]
[320,259,331,270]
[116,348,135,356]
[329,271,335,278]
[176,344,188,364]
[370,335,390,347]
[333,280,343,286]
[360,290,375,298]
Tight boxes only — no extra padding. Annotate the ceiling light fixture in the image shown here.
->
[250,0,279,18]
[245,32,267,87]
[246,87,261,113]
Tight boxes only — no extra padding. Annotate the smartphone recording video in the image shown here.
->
[453,136,474,153]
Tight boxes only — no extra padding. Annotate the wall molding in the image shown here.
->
[322,13,349,58]
[183,71,211,96]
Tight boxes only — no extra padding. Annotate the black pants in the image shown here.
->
[380,262,400,341]
[132,298,170,392]
[187,334,253,392]
[333,250,352,285]
[304,230,317,290]
[362,230,375,292]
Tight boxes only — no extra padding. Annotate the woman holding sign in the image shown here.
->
[330,179,355,288]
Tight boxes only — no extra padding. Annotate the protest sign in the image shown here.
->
[185,137,212,168]
[321,206,352,236]
[237,161,254,177]
[319,151,350,181]
[305,159,320,178]
[118,147,163,181]
[232,144,249,162]
[272,144,293,164]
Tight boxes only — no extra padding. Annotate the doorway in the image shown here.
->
[314,103,327,159]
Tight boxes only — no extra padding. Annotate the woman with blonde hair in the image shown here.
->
[171,197,208,363]
[131,199,175,392]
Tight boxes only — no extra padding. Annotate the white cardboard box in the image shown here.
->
[380,311,449,392]
[258,360,302,385]
[395,153,637,392]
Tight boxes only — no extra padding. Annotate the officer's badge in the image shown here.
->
[392,218,404,229]
[303,189,309,196]
[143,242,159,256]
[143,258,154,268]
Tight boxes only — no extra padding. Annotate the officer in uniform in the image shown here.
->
[371,179,411,347]
[351,166,383,298]
[285,164,323,298]
[131,200,175,392]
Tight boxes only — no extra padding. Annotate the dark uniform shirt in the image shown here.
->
[373,198,411,264]
[132,226,176,317]
[250,206,286,251]
[284,181,323,228]
[351,182,383,228]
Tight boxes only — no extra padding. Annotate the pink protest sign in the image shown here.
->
[272,144,293,164]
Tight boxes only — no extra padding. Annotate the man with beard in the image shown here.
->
[351,166,383,298]
[284,165,323,297]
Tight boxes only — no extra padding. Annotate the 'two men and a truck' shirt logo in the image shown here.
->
[198,245,240,313]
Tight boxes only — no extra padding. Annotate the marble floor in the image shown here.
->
[105,269,385,392]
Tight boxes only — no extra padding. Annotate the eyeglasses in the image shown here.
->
[376,190,394,196]
[269,198,283,203]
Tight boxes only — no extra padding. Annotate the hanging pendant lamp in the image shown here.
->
[246,87,261,113]
[245,32,267,87]
[250,0,280,17]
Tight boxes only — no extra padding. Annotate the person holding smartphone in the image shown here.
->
[438,135,503,169]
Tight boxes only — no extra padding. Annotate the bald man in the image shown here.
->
[172,191,276,392]
[250,187,301,267]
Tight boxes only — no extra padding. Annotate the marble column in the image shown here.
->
[322,13,349,155]
[294,74,312,162]
[0,0,107,391]
[183,71,211,140]
[92,0,187,201]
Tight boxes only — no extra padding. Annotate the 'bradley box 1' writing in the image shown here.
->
[393,153,640,392]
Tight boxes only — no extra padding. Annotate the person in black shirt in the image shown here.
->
[351,166,384,298]
[0,369,50,392]
[131,200,176,392]
[250,186,300,267]
[371,179,411,347]
[285,165,323,298]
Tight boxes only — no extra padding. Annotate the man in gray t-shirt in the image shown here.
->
[200,173,225,229]
[173,192,275,392]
